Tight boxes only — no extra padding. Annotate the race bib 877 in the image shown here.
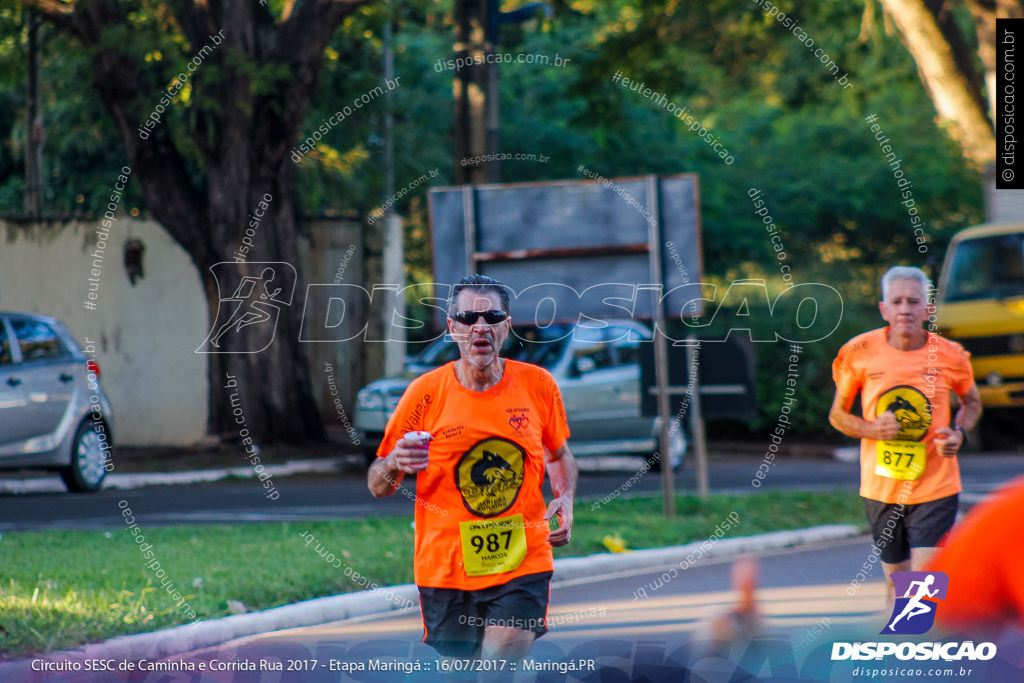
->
[875,440,926,480]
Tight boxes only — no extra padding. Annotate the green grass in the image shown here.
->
[564,489,867,556]
[0,490,865,659]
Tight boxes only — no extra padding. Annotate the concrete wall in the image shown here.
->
[0,219,208,445]
[1,217,373,448]
[301,220,367,447]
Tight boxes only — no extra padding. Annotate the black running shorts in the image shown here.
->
[418,571,553,657]
[863,494,959,564]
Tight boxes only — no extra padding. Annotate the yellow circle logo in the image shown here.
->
[876,385,932,441]
[455,437,525,518]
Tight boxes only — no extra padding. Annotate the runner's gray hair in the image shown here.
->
[881,266,932,302]
[448,274,512,317]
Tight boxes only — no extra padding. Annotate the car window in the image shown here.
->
[572,340,614,371]
[945,233,1024,302]
[504,332,568,368]
[613,339,642,366]
[417,337,462,366]
[10,318,67,362]
[0,323,11,365]
[607,325,649,366]
[571,324,606,344]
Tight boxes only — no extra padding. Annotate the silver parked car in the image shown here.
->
[355,320,685,469]
[0,312,115,492]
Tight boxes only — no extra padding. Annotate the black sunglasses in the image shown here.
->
[452,310,509,325]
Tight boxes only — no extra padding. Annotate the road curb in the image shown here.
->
[551,524,861,582]
[80,588,421,663]
[0,459,349,494]
[10,523,862,668]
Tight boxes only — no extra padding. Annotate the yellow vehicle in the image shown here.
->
[935,223,1024,449]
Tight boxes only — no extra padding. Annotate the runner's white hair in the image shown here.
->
[881,266,932,302]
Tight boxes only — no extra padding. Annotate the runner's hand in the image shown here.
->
[390,438,430,473]
[873,411,900,440]
[932,427,962,457]
[544,496,573,547]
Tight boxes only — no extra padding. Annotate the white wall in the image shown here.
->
[0,219,208,445]
[986,164,1024,222]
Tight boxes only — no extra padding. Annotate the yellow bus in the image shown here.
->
[935,223,1024,450]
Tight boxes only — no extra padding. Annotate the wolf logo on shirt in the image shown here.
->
[471,451,516,494]
[456,437,525,517]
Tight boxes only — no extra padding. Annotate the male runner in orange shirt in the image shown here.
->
[368,274,577,660]
[829,266,981,605]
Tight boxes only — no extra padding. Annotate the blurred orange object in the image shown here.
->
[697,554,761,645]
[928,475,1024,631]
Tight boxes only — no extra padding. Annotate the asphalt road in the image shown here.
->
[11,536,1023,682]
[175,536,890,681]
[1,453,1021,531]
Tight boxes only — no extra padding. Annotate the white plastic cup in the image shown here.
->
[404,431,432,449]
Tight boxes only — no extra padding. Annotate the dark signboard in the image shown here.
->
[428,175,701,326]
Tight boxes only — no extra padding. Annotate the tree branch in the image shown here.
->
[926,0,988,119]
[21,0,74,18]
[878,0,997,168]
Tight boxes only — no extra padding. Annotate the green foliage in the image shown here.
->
[294,1,454,220]
[0,5,144,216]
[547,0,983,278]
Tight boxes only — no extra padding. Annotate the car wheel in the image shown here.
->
[647,418,686,471]
[60,420,109,493]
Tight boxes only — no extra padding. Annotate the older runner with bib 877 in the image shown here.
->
[829,266,981,608]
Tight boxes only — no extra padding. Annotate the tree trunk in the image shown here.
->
[198,188,325,445]
[878,0,996,168]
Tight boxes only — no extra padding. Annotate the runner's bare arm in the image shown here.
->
[828,387,900,440]
[367,439,426,497]
[954,384,982,432]
[367,451,403,498]
[544,443,577,547]
[934,384,982,455]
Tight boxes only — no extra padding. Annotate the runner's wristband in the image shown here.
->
[956,426,968,446]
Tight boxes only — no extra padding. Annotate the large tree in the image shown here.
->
[24,0,372,442]
[878,0,1007,168]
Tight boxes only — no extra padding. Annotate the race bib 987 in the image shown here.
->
[459,514,527,577]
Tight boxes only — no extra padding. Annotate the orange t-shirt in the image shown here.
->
[377,360,570,590]
[832,328,974,504]
[929,476,1024,630]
